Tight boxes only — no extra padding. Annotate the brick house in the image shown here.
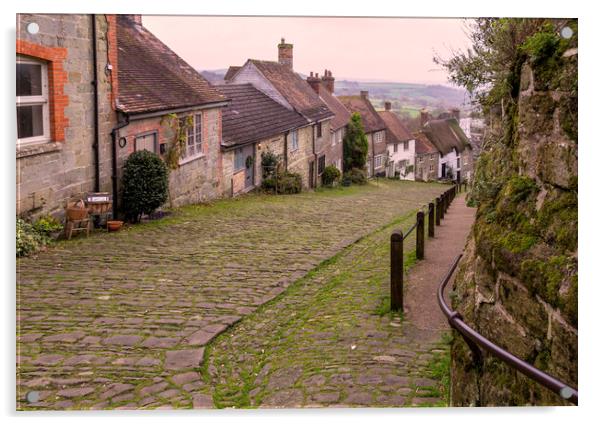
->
[378,102,415,180]
[338,91,387,177]
[17,14,117,218]
[218,83,307,196]
[113,15,228,209]
[225,39,334,189]
[306,70,350,173]
[413,132,439,182]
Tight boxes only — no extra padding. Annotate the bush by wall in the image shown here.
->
[321,165,341,187]
[343,167,367,185]
[261,171,302,194]
[122,150,169,223]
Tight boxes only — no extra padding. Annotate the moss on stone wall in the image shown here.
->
[453,19,577,406]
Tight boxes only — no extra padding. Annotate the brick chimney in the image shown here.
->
[278,38,293,70]
[123,14,142,25]
[420,108,430,128]
[384,101,392,111]
[450,107,460,121]
[306,72,321,95]
[360,90,369,100]
[321,69,335,94]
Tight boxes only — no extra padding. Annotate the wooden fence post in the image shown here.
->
[441,195,445,220]
[390,231,404,311]
[428,202,435,237]
[435,197,441,226]
[416,211,425,260]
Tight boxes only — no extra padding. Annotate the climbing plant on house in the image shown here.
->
[160,113,194,170]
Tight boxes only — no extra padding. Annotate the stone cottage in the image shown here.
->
[413,132,439,182]
[218,83,308,196]
[113,15,228,210]
[306,70,350,173]
[338,91,387,177]
[224,39,334,189]
[17,14,117,218]
[378,102,415,180]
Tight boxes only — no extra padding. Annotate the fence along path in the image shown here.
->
[399,190,476,333]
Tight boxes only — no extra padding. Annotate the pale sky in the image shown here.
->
[142,16,472,85]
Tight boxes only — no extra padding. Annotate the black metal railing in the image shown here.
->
[437,254,578,405]
[390,183,460,311]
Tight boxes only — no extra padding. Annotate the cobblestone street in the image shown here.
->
[17,180,445,410]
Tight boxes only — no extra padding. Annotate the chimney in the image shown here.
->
[360,90,369,100]
[420,108,430,128]
[306,72,321,95]
[123,14,142,25]
[321,69,335,94]
[384,101,392,111]
[278,38,293,70]
[451,107,460,121]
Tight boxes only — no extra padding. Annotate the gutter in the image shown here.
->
[110,113,130,218]
[91,14,101,192]
[127,101,230,121]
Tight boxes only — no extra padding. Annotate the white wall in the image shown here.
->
[387,139,415,180]
[438,149,461,180]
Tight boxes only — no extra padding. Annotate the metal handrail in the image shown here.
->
[437,254,578,405]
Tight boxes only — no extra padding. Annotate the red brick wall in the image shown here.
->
[16,40,69,142]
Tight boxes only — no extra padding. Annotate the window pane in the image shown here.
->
[17,104,44,139]
[17,63,43,96]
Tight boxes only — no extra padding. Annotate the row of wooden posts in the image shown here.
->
[390,183,461,312]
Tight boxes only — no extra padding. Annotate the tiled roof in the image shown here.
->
[224,66,240,81]
[218,83,308,149]
[413,131,439,155]
[116,15,226,114]
[378,110,413,143]
[337,95,387,134]
[318,86,351,131]
[423,118,472,155]
[249,60,334,122]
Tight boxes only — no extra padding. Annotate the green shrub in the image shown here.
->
[17,218,43,257]
[261,150,281,179]
[122,150,169,223]
[321,165,341,186]
[33,214,62,238]
[261,171,302,194]
[343,113,369,171]
[343,168,367,185]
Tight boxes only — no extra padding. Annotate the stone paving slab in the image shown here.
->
[16,180,445,410]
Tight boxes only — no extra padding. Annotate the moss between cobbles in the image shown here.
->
[201,209,426,409]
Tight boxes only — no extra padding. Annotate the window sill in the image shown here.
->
[17,140,61,159]
[179,153,206,166]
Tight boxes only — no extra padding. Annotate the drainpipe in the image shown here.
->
[283,130,289,170]
[110,114,130,218]
[91,14,101,192]
[312,124,318,188]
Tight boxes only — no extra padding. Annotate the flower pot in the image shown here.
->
[107,220,123,232]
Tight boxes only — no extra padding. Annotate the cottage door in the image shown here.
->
[243,145,254,188]
[441,163,446,179]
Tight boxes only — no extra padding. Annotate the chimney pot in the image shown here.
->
[384,101,391,111]
[360,90,369,99]
[420,108,430,128]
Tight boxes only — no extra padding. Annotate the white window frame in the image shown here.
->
[180,113,204,164]
[375,155,383,168]
[290,130,299,151]
[403,141,409,151]
[374,131,383,143]
[17,55,50,146]
[331,131,336,147]
[234,147,245,171]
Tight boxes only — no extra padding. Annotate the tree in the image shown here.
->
[343,112,369,172]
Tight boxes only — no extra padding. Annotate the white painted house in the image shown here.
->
[378,102,415,180]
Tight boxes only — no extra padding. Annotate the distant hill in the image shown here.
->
[199,69,470,115]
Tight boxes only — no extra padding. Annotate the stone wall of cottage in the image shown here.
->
[255,135,286,185]
[415,152,438,182]
[16,14,116,219]
[287,125,314,189]
[117,107,223,208]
